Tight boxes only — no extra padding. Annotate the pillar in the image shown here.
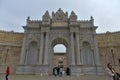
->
[93,33,100,65]
[39,32,44,64]
[70,32,75,65]
[44,32,49,65]
[20,35,26,64]
[76,33,81,65]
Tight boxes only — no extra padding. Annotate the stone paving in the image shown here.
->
[0,74,106,80]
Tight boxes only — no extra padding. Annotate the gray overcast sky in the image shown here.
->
[0,0,120,33]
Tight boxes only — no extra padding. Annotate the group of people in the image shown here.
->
[53,67,70,77]
[3,64,120,80]
[105,63,120,80]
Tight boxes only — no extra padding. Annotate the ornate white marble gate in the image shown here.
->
[16,8,102,75]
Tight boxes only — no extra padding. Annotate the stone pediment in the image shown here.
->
[42,11,51,24]
[69,11,77,22]
[52,8,68,27]
[52,8,68,22]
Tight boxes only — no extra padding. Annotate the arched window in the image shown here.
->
[26,41,38,65]
[81,42,93,65]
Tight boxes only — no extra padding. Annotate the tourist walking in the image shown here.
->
[6,66,10,80]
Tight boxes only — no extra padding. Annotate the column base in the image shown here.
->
[70,65,103,75]
[16,64,49,75]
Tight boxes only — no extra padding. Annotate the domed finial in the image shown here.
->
[52,11,54,16]
[65,12,68,17]
[71,11,75,14]
[58,8,62,11]
[90,16,94,21]
[26,16,30,22]
[90,16,94,25]
[45,10,49,14]
[27,16,30,20]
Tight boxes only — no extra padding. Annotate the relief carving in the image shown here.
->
[42,11,50,24]
[69,11,77,22]
[52,8,68,23]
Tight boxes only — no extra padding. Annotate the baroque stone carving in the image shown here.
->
[42,11,51,24]
[69,11,77,22]
[15,9,103,75]
[52,8,68,23]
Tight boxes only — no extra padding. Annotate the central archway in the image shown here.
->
[50,38,69,74]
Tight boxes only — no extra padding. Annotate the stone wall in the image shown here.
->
[0,31,23,74]
[0,30,120,74]
[96,31,120,72]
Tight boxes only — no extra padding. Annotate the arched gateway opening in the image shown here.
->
[50,38,69,74]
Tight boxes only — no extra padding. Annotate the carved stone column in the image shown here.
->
[20,35,26,64]
[44,32,49,65]
[39,32,44,64]
[76,33,81,65]
[93,33,100,65]
[70,32,75,65]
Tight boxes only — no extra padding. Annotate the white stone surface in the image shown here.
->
[17,9,102,75]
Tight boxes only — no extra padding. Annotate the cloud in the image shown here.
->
[0,0,120,33]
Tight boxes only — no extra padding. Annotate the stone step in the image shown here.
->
[0,74,106,80]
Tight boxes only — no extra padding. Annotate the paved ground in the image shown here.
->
[0,74,106,80]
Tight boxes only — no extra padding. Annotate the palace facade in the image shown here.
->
[0,9,120,74]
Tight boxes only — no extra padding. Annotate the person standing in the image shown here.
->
[105,63,114,80]
[6,66,10,80]
[105,63,120,80]
[57,67,59,76]
[54,67,57,77]
[59,67,63,77]
[66,67,70,76]
[53,67,57,77]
